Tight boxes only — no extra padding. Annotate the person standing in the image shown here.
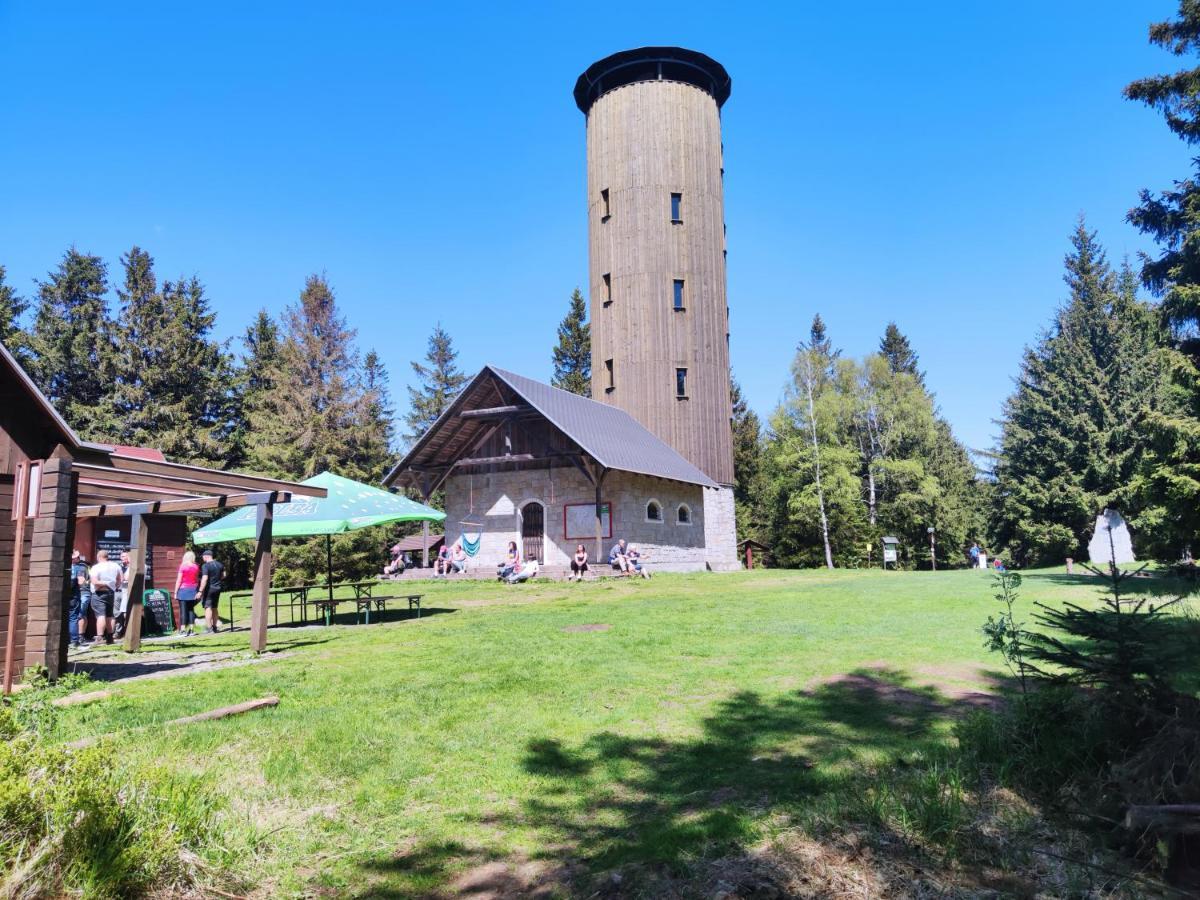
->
[174,550,201,637]
[89,549,123,645]
[968,542,981,569]
[113,550,132,639]
[68,550,89,650]
[197,548,225,634]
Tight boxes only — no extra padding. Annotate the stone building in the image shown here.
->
[386,47,740,572]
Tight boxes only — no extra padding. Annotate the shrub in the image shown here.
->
[0,694,227,898]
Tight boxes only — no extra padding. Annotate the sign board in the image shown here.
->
[563,501,612,541]
[142,588,175,636]
[883,547,898,563]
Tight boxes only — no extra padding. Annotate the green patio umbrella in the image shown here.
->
[192,471,445,600]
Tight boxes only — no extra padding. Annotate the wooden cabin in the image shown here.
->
[0,343,324,689]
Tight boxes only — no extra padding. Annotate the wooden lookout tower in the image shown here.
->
[575,47,739,568]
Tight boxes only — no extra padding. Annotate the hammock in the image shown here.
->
[460,523,483,558]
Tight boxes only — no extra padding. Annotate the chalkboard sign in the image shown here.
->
[142,588,175,635]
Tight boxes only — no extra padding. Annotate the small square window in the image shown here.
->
[670,192,682,223]
[603,273,612,306]
[605,359,614,393]
[675,367,688,398]
[601,188,610,221]
[672,279,684,311]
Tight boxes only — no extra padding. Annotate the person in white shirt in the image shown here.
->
[89,550,123,645]
[506,558,539,584]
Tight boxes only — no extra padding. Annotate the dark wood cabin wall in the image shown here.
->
[586,79,735,486]
[0,478,30,677]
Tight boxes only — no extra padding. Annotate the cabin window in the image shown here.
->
[603,272,612,306]
[673,279,685,311]
[677,503,691,525]
[646,500,663,523]
[676,367,688,398]
[670,192,682,223]
[605,358,614,393]
[601,188,610,221]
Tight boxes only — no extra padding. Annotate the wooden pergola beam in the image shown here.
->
[76,490,292,519]
[72,461,307,499]
[75,452,326,498]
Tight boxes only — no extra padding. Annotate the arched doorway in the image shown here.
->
[521,501,545,563]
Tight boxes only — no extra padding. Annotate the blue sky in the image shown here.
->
[0,1,1187,455]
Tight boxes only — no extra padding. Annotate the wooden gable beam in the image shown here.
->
[78,454,325,498]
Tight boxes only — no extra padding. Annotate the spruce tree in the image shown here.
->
[404,324,468,445]
[551,287,591,396]
[246,274,370,480]
[731,375,765,542]
[104,249,238,465]
[1125,1,1200,556]
[26,248,117,437]
[0,265,29,357]
[879,322,925,384]
[355,350,396,482]
[992,223,1164,565]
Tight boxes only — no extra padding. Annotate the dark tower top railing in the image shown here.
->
[573,46,732,114]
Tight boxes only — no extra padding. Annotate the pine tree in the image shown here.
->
[26,248,117,437]
[879,322,925,384]
[0,265,29,357]
[405,324,468,445]
[992,223,1164,565]
[1124,1,1200,557]
[551,287,591,396]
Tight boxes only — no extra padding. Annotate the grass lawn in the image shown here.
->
[47,568,1199,897]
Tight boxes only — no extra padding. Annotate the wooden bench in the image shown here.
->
[314,594,424,625]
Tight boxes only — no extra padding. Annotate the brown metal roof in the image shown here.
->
[385,366,717,490]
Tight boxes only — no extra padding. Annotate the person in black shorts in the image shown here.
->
[197,548,225,634]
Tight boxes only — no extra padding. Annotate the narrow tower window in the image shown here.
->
[670,192,682,223]
[603,272,612,306]
[676,367,688,398]
[646,500,663,523]
[601,188,610,221]
[673,279,685,311]
[605,358,614,393]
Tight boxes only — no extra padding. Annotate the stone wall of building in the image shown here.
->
[703,486,740,571]
[442,467,709,573]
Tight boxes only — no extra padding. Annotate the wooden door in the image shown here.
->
[521,502,544,563]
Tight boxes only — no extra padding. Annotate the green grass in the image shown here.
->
[48,568,1200,896]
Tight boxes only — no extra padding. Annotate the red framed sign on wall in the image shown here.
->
[563,501,612,541]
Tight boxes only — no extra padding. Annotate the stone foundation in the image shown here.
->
[443,467,711,573]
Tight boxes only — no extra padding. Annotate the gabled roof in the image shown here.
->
[0,341,82,450]
[385,366,717,490]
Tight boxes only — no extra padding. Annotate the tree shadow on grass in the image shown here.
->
[354,668,988,897]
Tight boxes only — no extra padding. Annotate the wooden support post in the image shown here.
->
[250,502,274,654]
[422,520,430,569]
[121,513,149,653]
[593,467,608,565]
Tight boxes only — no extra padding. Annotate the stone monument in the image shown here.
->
[1087,508,1136,566]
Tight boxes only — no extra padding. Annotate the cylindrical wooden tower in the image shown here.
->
[575,47,735,489]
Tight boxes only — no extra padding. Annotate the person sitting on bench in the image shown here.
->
[383,543,405,578]
[609,538,631,575]
[569,544,589,581]
[507,557,539,584]
[497,541,520,580]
